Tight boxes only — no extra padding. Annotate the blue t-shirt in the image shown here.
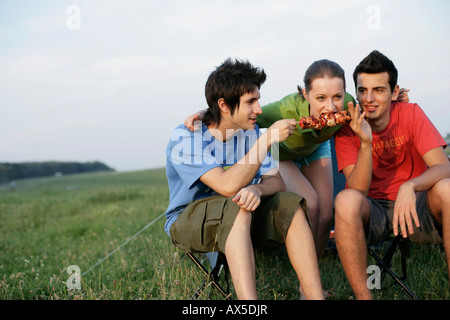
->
[164,123,278,236]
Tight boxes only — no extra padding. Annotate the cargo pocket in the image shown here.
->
[201,200,225,251]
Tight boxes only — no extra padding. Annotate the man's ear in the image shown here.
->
[391,84,400,101]
[217,98,230,114]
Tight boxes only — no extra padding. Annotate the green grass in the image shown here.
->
[0,169,448,300]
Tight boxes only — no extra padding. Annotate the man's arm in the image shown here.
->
[200,119,296,197]
[342,145,372,195]
[232,170,285,211]
[393,146,450,237]
[341,102,373,195]
[407,147,450,192]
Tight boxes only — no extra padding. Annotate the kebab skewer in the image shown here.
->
[298,110,351,130]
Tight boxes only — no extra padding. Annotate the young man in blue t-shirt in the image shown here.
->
[164,58,324,300]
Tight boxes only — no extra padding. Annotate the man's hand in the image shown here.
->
[232,186,262,211]
[348,102,372,145]
[393,181,421,238]
[266,119,297,144]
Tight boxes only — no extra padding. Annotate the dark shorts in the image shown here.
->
[170,192,305,253]
[367,190,443,246]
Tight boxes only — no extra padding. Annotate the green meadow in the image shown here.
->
[0,168,448,300]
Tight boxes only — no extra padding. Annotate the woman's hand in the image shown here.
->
[184,109,206,131]
[397,88,410,103]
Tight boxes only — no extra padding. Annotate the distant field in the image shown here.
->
[0,168,448,300]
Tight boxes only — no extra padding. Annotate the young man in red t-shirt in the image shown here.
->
[334,50,450,300]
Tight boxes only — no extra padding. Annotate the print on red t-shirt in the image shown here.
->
[335,102,447,201]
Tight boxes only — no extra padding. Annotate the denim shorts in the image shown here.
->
[367,190,442,246]
[293,140,331,167]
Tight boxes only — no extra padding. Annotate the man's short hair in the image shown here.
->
[353,50,398,92]
[204,58,266,126]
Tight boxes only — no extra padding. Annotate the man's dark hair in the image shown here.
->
[204,58,266,126]
[353,50,398,92]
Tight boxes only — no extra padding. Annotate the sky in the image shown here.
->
[1,0,449,172]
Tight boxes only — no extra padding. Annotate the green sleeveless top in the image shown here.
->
[257,92,356,161]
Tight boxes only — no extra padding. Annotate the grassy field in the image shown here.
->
[0,168,448,300]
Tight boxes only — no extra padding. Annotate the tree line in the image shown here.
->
[0,161,114,182]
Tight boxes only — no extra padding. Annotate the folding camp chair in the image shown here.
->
[185,251,232,300]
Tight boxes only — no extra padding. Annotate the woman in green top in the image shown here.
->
[184,59,408,263]
[257,59,355,262]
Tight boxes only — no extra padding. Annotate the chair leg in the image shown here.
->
[398,237,410,280]
[187,253,232,300]
[368,236,419,300]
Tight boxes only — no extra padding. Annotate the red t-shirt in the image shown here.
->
[335,102,447,201]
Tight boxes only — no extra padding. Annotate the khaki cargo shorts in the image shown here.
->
[170,192,306,253]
